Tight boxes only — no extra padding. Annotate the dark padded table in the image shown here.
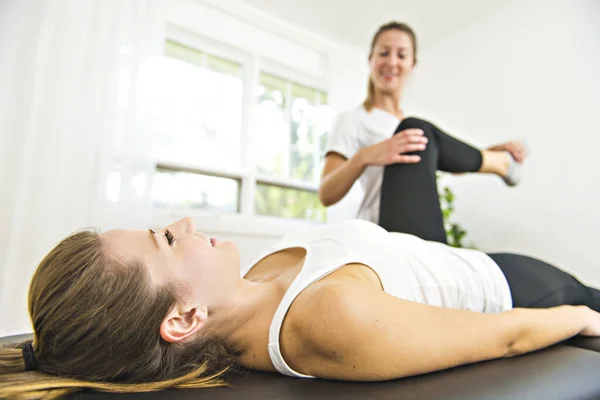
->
[4,334,600,400]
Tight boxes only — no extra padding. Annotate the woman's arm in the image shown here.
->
[318,152,368,207]
[292,282,599,381]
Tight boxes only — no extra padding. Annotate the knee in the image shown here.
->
[394,117,429,135]
[394,118,437,148]
[391,118,437,160]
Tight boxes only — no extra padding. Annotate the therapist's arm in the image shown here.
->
[319,152,368,207]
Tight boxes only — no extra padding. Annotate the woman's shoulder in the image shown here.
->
[287,267,383,333]
[280,278,374,370]
[281,275,412,378]
[325,107,369,149]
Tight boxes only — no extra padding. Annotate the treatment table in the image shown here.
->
[3,334,600,399]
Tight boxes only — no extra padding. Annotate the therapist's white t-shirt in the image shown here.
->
[325,105,401,223]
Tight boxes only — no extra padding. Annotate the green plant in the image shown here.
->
[437,173,476,249]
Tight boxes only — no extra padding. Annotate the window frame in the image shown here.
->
[152,25,330,233]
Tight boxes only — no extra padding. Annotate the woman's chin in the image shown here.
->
[375,81,402,94]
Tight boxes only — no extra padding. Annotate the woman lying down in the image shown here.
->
[2,217,600,398]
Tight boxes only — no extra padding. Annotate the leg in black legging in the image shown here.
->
[378,117,483,243]
[488,252,600,312]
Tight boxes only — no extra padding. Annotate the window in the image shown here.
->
[152,167,239,212]
[154,40,243,170]
[255,72,331,182]
[255,183,326,221]
[254,72,334,221]
[149,36,334,222]
[149,40,244,213]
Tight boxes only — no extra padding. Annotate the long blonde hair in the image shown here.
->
[363,21,418,112]
[0,230,240,399]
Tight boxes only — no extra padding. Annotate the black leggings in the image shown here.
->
[378,117,482,243]
[376,118,600,310]
[489,253,600,312]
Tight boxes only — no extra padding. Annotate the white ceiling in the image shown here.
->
[238,0,513,52]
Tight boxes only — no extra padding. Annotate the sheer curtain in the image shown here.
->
[0,0,164,336]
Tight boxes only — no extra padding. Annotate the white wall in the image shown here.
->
[405,0,600,284]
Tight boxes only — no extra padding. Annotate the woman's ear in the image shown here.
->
[160,304,208,343]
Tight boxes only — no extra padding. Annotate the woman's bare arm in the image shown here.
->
[291,282,598,381]
[318,153,368,207]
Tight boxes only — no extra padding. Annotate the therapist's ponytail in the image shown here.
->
[364,21,418,112]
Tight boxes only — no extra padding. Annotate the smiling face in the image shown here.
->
[368,29,416,95]
[100,217,241,309]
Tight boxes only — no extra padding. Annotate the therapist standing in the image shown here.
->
[319,21,528,244]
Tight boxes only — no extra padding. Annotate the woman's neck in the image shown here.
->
[206,249,307,367]
[372,91,403,119]
[208,278,283,352]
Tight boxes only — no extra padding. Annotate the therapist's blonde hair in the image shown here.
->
[364,22,418,112]
[0,230,240,399]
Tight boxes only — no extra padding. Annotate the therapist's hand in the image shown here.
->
[359,129,427,166]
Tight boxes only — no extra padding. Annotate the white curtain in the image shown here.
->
[0,0,165,336]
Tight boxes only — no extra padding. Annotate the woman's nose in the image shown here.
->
[175,217,195,234]
[388,54,400,66]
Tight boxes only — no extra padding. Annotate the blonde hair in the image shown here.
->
[363,21,418,112]
[0,230,240,399]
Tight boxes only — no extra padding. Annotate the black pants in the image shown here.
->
[378,117,482,243]
[489,253,600,312]
[376,118,600,310]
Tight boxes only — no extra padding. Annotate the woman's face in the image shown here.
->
[369,29,416,95]
[101,217,241,308]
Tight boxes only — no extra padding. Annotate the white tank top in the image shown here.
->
[242,219,513,378]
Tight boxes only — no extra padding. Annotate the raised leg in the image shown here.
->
[378,118,483,242]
